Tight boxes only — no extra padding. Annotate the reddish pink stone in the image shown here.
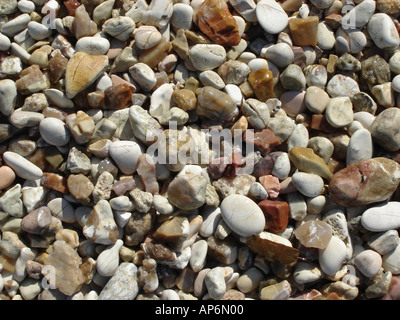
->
[137,154,159,195]
[208,157,229,179]
[259,175,281,198]
[112,177,136,196]
[382,276,400,300]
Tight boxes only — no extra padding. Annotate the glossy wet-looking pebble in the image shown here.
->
[0,0,400,301]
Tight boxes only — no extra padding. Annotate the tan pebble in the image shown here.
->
[0,166,15,190]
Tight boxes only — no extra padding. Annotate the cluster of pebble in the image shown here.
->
[1,0,400,301]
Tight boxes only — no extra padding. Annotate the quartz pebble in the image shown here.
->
[220,194,265,237]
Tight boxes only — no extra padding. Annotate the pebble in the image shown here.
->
[368,230,399,256]
[220,194,265,237]
[205,267,226,300]
[369,107,400,151]
[27,21,52,41]
[305,86,330,114]
[291,172,324,197]
[318,235,347,276]
[293,262,323,284]
[167,174,207,210]
[383,243,400,274]
[354,250,382,278]
[0,166,16,190]
[98,262,138,300]
[109,140,142,175]
[189,44,226,71]
[326,74,360,98]
[75,36,110,55]
[1,14,31,37]
[325,96,353,128]
[2,151,43,181]
[329,158,400,207]
[367,13,400,50]
[0,79,17,117]
[256,0,288,34]
[346,128,373,166]
[261,43,294,68]
[361,202,400,232]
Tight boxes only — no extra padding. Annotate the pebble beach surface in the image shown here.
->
[1,0,400,301]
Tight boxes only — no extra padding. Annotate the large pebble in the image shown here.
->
[27,21,52,40]
[109,140,142,175]
[2,151,43,181]
[325,96,353,128]
[326,74,360,98]
[98,262,138,300]
[220,194,266,237]
[318,235,347,276]
[256,0,288,34]
[75,36,110,55]
[341,0,375,29]
[291,172,324,197]
[361,202,400,232]
[383,243,400,274]
[205,267,226,300]
[261,43,294,68]
[369,107,400,152]
[167,174,207,210]
[47,197,75,224]
[354,250,382,278]
[346,128,373,166]
[329,158,400,207]
[39,118,70,146]
[189,44,226,71]
[367,13,400,50]
[0,79,17,117]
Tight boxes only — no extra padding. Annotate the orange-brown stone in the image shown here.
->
[41,172,68,194]
[104,83,135,110]
[288,16,319,47]
[258,199,289,233]
[193,0,241,47]
[243,129,280,152]
[248,68,275,102]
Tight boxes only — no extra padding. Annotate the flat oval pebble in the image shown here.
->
[39,117,71,146]
[361,202,400,232]
[291,172,324,197]
[2,151,43,181]
[189,44,226,71]
[220,194,266,237]
[256,0,288,34]
[318,235,347,276]
[0,166,16,190]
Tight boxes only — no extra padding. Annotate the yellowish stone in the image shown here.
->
[65,52,109,99]
[288,146,333,180]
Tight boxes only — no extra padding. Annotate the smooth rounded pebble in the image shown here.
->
[318,235,347,276]
[291,172,324,197]
[361,202,400,232]
[39,117,71,146]
[109,140,142,175]
[220,194,266,237]
[256,0,288,34]
[354,250,382,278]
[189,44,226,71]
[346,128,373,166]
[2,151,43,181]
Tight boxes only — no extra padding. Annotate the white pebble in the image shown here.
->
[2,151,43,181]
[291,172,324,198]
[318,235,347,276]
[361,201,400,232]
[354,249,382,278]
[109,140,142,175]
[256,0,288,34]
[189,44,226,71]
[346,128,373,166]
[220,194,265,237]
[39,117,71,146]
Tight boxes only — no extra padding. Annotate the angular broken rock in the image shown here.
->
[44,240,84,296]
[65,52,109,99]
[83,199,119,245]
